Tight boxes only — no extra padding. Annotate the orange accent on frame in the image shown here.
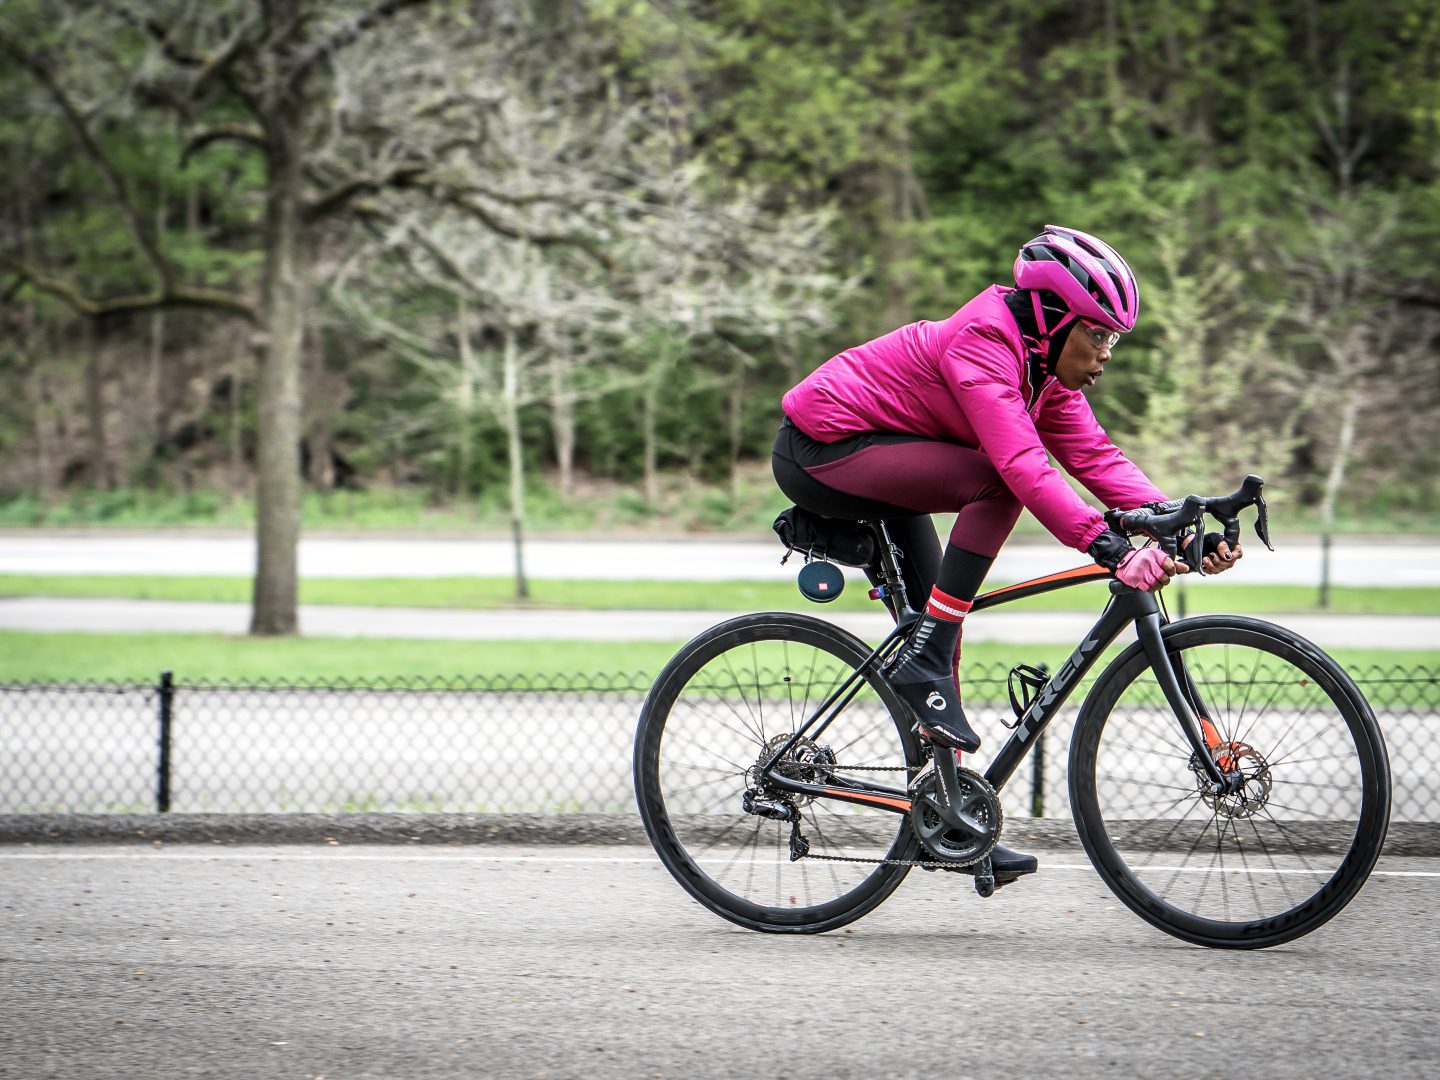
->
[815,787,912,813]
[1198,716,1223,751]
[976,564,1111,603]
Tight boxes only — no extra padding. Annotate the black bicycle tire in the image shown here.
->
[1070,615,1391,949]
[634,612,921,934]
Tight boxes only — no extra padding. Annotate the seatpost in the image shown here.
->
[869,520,919,626]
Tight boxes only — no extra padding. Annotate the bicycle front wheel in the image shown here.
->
[1070,616,1390,949]
[634,612,922,934]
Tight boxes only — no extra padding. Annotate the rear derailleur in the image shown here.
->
[741,789,810,860]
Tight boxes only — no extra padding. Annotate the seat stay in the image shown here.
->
[757,621,909,782]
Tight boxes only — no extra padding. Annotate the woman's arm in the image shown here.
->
[1037,387,1169,509]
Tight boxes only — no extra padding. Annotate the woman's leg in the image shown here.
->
[771,421,1036,879]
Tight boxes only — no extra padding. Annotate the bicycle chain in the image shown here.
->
[786,758,973,870]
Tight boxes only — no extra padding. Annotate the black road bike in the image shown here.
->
[633,477,1391,949]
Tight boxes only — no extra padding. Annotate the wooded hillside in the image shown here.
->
[2,0,1437,622]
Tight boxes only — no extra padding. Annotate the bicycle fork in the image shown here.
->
[1134,610,1242,793]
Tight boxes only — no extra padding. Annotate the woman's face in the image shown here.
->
[1054,320,1120,391]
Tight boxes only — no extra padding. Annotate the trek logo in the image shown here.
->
[925,691,947,711]
[1014,635,1101,740]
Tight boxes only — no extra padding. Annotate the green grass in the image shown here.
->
[4,479,1439,534]
[2,573,1437,616]
[0,629,1432,685]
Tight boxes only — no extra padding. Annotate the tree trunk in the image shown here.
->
[148,308,166,455]
[84,318,113,491]
[1316,390,1359,609]
[304,320,336,494]
[229,344,245,498]
[878,124,917,330]
[550,348,576,499]
[502,326,529,600]
[145,190,167,478]
[455,295,476,497]
[32,366,55,505]
[728,379,743,503]
[250,13,307,636]
[642,377,660,507]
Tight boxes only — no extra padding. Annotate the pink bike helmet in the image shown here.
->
[1013,225,1139,338]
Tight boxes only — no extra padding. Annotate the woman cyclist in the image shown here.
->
[771,224,1242,883]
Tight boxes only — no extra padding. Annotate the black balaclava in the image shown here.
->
[1004,288,1077,379]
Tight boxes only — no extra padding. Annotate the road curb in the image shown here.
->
[2,813,1436,855]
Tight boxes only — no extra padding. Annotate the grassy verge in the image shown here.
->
[2,573,1438,616]
[0,629,1433,684]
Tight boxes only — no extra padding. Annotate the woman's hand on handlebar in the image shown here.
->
[1116,547,1187,591]
[1201,538,1243,575]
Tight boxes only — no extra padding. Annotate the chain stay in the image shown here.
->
[781,758,974,869]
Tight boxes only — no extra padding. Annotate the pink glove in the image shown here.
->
[1116,547,1174,591]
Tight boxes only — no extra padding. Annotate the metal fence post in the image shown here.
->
[1030,663,1048,818]
[157,670,174,813]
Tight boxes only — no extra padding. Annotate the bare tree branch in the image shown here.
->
[8,260,257,322]
[181,122,268,164]
[303,163,429,222]
[0,30,172,292]
[189,12,258,97]
[441,192,616,271]
[288,0,433,90]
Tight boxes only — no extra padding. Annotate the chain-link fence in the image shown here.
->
[2,664,1437,819]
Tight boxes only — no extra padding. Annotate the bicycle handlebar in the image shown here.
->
[1104,474,1275,569]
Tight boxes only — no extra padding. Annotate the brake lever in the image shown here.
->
[1253,489,1274,550]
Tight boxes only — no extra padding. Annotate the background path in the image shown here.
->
[3,595,1440,647]
[2,531,1438,585]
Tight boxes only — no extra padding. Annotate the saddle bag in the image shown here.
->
[772,506,877,568]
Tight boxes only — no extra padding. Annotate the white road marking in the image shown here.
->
[0,851,1436,877]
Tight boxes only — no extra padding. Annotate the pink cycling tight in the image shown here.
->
[772,418,1024,601]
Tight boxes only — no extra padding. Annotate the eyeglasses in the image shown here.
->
[1081,322,1121,350]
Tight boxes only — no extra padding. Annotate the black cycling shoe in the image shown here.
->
[986,844,1039,882]
[920,844,1039,886]
[886,640,981,752]
[908,695,981,754]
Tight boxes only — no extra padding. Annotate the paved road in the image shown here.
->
[3,843,1437,1079]
[4,595,1440,648]
[3,530,1439,585]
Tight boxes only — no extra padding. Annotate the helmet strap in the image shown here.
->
[1046,313,1079,373]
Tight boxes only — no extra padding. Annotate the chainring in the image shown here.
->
[908,764,1002,866]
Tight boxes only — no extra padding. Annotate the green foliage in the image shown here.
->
[2,0,1438,528]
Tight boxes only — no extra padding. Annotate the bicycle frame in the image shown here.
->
[758,564,1237,815]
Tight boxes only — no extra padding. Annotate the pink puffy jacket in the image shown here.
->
[782,285,1166,553]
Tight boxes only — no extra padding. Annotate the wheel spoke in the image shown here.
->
[1077,628,1388,947]
[636,616,916,932]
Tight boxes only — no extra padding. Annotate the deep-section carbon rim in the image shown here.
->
[634,613,921,933]
[1071,617,1390,949]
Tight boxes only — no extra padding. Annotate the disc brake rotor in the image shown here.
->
[1195,742,1273,818]
[745,733,837,809]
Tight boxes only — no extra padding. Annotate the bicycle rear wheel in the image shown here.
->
[634,612,922,934]
[1071,616,1390,949]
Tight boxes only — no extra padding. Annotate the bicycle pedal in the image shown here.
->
[973,859,996,897]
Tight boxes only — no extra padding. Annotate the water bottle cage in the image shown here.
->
[1005,664,1051,729]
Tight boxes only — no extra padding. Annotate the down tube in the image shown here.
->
[982,591,1153,794]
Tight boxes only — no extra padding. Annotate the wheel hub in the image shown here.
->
[1194,741,1273,818]
[743,734,837,811]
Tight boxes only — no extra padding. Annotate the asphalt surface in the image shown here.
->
[4,841,1438,1079]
